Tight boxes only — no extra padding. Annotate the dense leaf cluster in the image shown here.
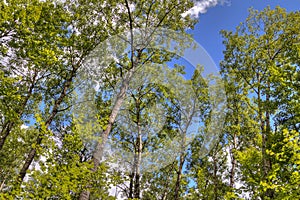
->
[0,1,299,200]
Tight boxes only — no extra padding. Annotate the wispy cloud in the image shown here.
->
[183,0,230,18]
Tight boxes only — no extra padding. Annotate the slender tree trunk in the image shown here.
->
[213,154,218,200]
[129,171,135,199]
[79,94,128,200]
[229,98,239,188]
[134,163,141,199]
[257,78,267,200]
[129,131,137,199]
[0,123,13,151]
[134,120,142,199]
[265,80,274,198]
[18,68,76,182]
[92,71,132,170]
[174,101,195,200]
[229,132,237,188]
[174,128,187,200]
[161,177,170,200]
[257,80,265,173]
[79,71,133,200]
[174,152,184,200]
[92,85,128,169]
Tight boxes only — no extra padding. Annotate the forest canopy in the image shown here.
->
[0,1,299,199]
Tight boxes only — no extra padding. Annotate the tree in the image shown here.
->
[0,0,116,195]
[76,0,198,199]
[220,6,300,199]
[0,0,75,190]
[3,1,300,199]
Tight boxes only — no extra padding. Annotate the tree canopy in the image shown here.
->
[0,1,299,200]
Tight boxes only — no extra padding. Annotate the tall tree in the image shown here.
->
[77,0,197,199]
[221,6,300,199]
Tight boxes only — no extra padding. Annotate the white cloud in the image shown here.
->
[20,124,29,129]
[183,0,230,18]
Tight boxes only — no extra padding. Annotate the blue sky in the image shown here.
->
[192,0,300,69]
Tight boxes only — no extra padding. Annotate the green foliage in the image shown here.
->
[22,126,113,199]
[1,1,299,199]
[220,6,300,199]
[262,129,300,199]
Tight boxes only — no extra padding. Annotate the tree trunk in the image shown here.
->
[129,172,134,199]
[174,152,184,200]
[229,132,237,188]
[174,128,187,200]
[213,154,218,200]
[134,120,142,199]
[264,80,274,198]
[79,71,133,200]
[0,122,13,151]
[257,78,267,200]
[18,68,75,182]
